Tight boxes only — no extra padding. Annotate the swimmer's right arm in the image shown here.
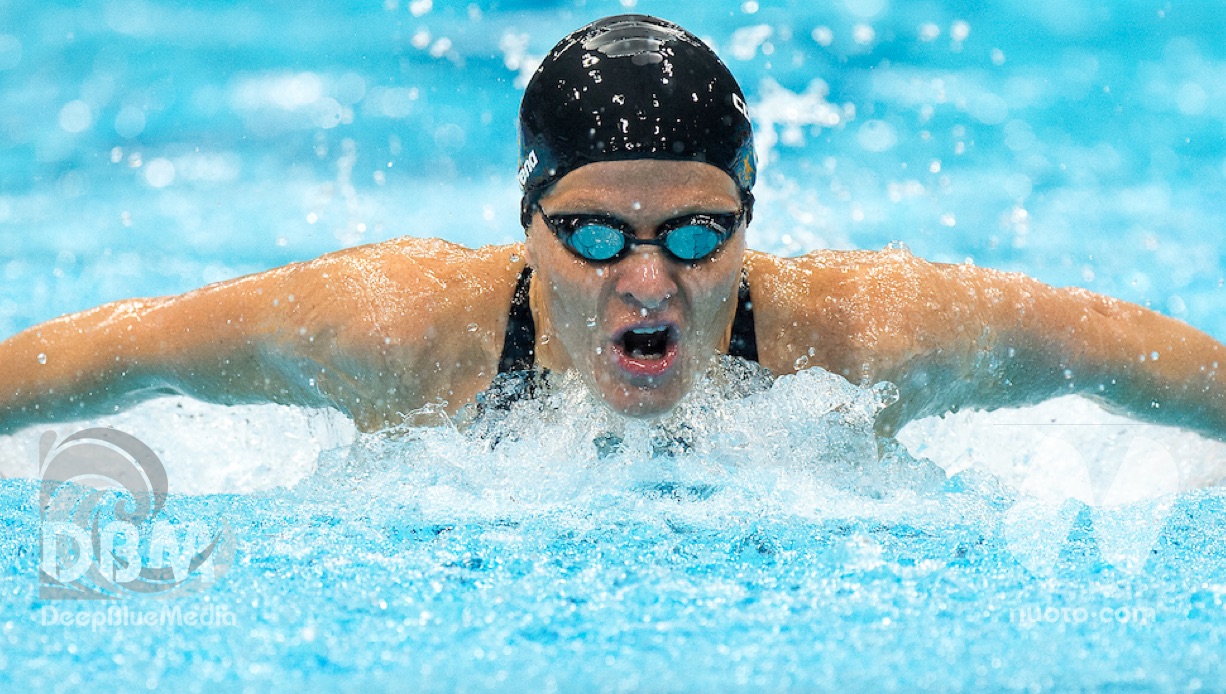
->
[0,271,309,436]
[0,247,431,436]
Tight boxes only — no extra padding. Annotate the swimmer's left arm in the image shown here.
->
[752,249,1226,441]
[863,255,1226,440]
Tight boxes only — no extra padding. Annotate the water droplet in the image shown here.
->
[540,334,550,344]
[509,253,520,263]
[586,317,597,328]
[37,353,47,365]
[794,355,809,370]
[595,346,603,355]
[595,268,606,277]
[467,322,478,332]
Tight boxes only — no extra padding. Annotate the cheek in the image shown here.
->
[687,265,743,328]
[540,265,605,353]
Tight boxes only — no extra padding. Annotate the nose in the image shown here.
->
[614,246,678,311]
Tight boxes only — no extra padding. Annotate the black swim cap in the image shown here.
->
[518,15,756,227]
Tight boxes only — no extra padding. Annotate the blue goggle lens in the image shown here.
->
[570,223,627,261]
[663,224,722,261]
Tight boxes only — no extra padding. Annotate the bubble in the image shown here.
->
[1175,83,1206,116]
[37,353,47,365]
[309,98,342,129]
[58,101,93,133]
[811,26,834,47]
[844,0,887,19]
[429,37,452,59]
[144,158,176,188]
[852,24,876,45]
[857,120,897,152]
[1003,120,1035,151]
[114,106,146,139]
[950,20,970,42]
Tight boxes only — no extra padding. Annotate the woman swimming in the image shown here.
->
[2,15,1225,442]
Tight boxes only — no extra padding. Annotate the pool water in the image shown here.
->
[3,0,1226,689]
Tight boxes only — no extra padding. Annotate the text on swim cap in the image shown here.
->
[732,93,749,120]
[518,150,539,187]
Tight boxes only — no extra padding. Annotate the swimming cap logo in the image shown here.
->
[517,150,539,187]
[732,93,750,120]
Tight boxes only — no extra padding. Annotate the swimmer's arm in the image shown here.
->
[0,273,302,435]
[0,257,422,436]
[867,260,1226,440]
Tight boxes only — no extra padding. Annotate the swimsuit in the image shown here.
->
[496,266,758,374]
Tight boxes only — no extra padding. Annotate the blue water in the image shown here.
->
[3,0,1226,689]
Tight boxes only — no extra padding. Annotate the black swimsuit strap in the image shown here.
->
[498,266,538,373]
[496,266,758,375]
[728,270,758,362]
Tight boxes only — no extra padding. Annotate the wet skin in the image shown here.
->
[523,160,747,417]
[4,160,1226,443]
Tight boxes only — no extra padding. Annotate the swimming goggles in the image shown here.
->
[534,204,748,263]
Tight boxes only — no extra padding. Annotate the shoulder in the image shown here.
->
[265,237,525,422]
[278,237,524,333]
[744,246,1006,380]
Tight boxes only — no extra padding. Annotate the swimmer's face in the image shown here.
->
[524,160,747,417]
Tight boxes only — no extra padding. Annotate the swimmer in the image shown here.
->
[2,14,1226,441]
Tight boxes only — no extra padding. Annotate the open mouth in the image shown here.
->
[611,324,680,378]
[620,326,673,359]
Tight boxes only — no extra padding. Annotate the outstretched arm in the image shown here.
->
[0,270,311,436]
[878,254,1226,438]
[0,245,424,436]
[752,249,1226,440]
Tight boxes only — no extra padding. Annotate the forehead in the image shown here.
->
[542,160,740,214]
